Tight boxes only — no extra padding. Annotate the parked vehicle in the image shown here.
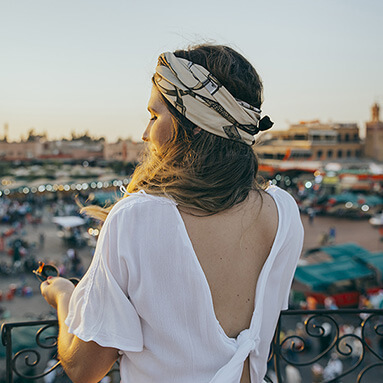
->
[369,213,383,227]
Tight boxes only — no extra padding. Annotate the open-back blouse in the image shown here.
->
[65,185,304,383]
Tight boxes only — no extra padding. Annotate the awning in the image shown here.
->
[294,258,374,291]
[352,252,383,276]
[298,243,383,290]
[319,243,371,260]
[52,216,86,228]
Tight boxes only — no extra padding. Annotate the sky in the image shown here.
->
[1,0,382,142]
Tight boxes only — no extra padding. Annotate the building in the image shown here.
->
[365,103,383,162]
[257,120,362,162]
[41,140,104,160]
[0,136,145,163]
[0,138,105,161]
[0,140,44,161]
[103,139,145,162]
[0,125,46,160]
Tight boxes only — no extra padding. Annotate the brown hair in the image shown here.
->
[82,44,266,220]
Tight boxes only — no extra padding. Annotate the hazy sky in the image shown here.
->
[1,0,382,142]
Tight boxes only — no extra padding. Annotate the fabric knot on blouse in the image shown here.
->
[209,329,260,383]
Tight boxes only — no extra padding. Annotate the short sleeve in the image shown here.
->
[65,199,143,352]
[278,189,304,311]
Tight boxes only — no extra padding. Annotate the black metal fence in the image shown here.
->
[1,319,59,383]
[266,309,383,383]
[2,309,383,383]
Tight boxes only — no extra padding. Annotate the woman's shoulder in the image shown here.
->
[265,184,299,207]
[264,185,302,232]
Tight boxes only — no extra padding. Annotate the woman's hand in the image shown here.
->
[41,277,119,383]
[40,277,75,310]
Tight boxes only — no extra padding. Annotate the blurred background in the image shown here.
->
[1,1,383,382]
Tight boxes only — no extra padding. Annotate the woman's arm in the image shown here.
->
[41,277,119,383]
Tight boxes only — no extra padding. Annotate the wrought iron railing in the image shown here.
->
[266,309,383,383]
[2,309,383,382]
[1,319,59,383]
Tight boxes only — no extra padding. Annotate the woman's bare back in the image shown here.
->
[179,189,279,382]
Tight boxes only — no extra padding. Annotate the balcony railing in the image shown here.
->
[1,309,383,383]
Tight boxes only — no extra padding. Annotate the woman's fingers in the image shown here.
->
[40,277,75,309]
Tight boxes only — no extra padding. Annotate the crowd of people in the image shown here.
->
[0,194,90,320]
[1,187,382,382]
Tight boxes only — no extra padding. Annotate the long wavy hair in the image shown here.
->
[82,44,266,221]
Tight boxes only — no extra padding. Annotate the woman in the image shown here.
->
[40,44,304,383]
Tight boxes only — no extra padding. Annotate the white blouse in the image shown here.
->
[65,185,304,383]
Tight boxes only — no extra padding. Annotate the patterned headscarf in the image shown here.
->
[154,52,273,146]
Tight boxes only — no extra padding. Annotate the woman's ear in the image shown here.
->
[193,127,202,135]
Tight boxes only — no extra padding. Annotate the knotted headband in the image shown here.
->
[154,52,273,146]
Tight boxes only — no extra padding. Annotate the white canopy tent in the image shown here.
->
[52,216,86,228]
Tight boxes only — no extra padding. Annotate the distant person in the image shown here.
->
[311,363,324,382]
[307,296,318,310]
[12,239,22,264]
[40,44,304,383]
[323,353,343,382]
[0,233,4,252]
[328,227,336,244]
[319,231,329,246]
[66,248,75,261]
[70,249,80,274]
[379,226,383,241]
[324,296,338,310]
[285,365,302,383]
[43,359,58,383]
[308,208,315,225]
[39,232,45,249]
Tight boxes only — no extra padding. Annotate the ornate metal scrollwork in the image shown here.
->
[269,309,383,383]
[14,322,60,380]
[1,319,121,383]
[36,323,59,349]
[1,319,60,382]
[361,313,383,361]
[357,362,383,382]
[12,348,60,380]
[2,309,383,383]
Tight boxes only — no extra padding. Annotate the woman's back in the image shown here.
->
[180,190,279,382]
